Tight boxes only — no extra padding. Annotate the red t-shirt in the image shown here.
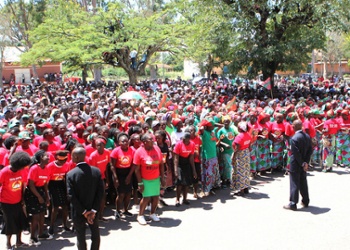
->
[270,122,285,138]
[258,122,270,139]
[323,118,340,135]
[133,145,162,180]
[190,136,202,163]
[248,122,261,143]
[16,144,38,156]
[173,140,195,158]
[33,135,43,147]
[284,122,295,137]
[85,145,95,156]
[303,119,316,138]
[110,147,134,169]
[47,161,69,181]
[89,150,111,179]
[28,164,50,187]
[0,166,24,204]
[73,134,85,144]
[47,141,61,152]
[233,132,252,150]
[0,147,8,167]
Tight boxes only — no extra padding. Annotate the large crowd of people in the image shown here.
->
[0,74,349,249]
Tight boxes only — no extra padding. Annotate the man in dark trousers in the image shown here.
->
[284,120,313,211]
[67,147,104,250]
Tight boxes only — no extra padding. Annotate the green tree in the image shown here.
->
[101,0,188,83]
[180,0,236,78]
[20,0,107,83]
[216,0,350,86]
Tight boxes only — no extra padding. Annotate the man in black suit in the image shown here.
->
[284,120,313,211]
[67,147,104,250]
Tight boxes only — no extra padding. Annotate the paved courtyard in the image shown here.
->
[1,166,350,250]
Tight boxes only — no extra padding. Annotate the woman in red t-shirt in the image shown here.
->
[0,152,32,249]
[232,122,252,196]
[173,132,197,206]
[47,150,71,235]
[129,132,142,207]
[110,134,135,219]
[89,137,111,221]
[24,150,52,245]
[133,133,165,225]
[188,125,202,199]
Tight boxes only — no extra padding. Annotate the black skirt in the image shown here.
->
[49,180,68,207]
[116,167,133,194]
[24,186,47,215]
[176,156,193,186]
[1,202,28,235]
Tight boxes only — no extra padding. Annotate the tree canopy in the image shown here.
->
[217,0,350,84]
[20,0,189,83]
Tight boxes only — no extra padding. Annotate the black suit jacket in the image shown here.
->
[66,162,104,218]
[289,131,313,173]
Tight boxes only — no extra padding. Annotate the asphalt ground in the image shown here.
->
[1,165,350,250]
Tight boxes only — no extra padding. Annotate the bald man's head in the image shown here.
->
[72,147,86,164]
[292,119,303,131]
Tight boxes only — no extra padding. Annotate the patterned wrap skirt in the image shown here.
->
[250,141,258,172]
[271,140,286,169]
[233,148,250,191]
[336,132,350,166]
[322,135,335,168]
[257,138,271,171]
[201,157,220,193]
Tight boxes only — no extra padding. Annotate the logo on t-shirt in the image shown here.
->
[12,180,22,190]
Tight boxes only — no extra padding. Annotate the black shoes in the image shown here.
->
[283,203,297,211]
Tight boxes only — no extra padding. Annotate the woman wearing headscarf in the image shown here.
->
[199,119,220,196]
[247,112,259,177]
[269,112,286,171]
[322,110,340,172]
[170,118,185,147]
[336,110,350,168]
[232,122,252,196]
[47,150,71,235]
[284,112,298,173]
[217,115,236,187]
[257,113,271,172]
[173,132,197,206]
[0,152,32,250]
[24,150,52,245]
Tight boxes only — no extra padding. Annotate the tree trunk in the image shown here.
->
[127,69,138,84]
[32,64,38,78]
[150,65,157,79]
[82,66,88,84]
[93,65,102,82]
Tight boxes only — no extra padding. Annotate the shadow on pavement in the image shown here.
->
[40,238,75,250]
[245,191,269,200]
[298,206,331,215]
[148,217,182,228]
